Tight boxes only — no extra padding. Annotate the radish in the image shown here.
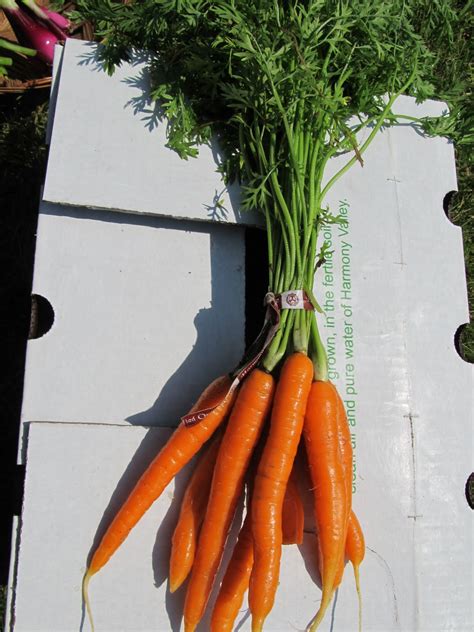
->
[0,0,63,64]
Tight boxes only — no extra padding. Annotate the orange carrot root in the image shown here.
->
[307,587,335,631]
[86,375,235,578]
[282,465,305,545]
[169,434,222,593]
[303,380,348,632]
[210,511,254,632]
[184,369,275,631]
[345,510,365,632]
[251,616,265,632]
[250,352,313,631]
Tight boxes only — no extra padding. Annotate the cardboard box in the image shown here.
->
[20,203,246,436]
[6,39,473,632]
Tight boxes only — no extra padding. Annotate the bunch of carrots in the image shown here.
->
[83,351,365,631]
[71,1,459,630]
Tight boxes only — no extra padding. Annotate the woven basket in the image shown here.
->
[0,2,93,94]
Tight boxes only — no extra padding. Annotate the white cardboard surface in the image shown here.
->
[11,411,473,631]
[45,43,64,145]
[42,39,262,226]
[317,96,472,631]
[10,423,395,632]
[20,203,245,441]
[9,43,473,632]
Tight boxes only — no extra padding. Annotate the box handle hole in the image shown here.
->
[443,190,461,225]
[28,294,54,339]
[466,473,474,510]
[454,323,473,364]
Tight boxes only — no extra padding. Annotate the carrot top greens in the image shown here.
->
[67,0,465,375]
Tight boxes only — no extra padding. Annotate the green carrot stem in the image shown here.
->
[264,204,274,290]
[320,67,418,201]
[306,231,318,288]
[262,55,306,208]
[293,310,308,355]
[254,127,293,290]
[273,234,284,294]
[274,309,295,365]
[262,310,292,372]
[309,313,328,381]
[269,135,297,288]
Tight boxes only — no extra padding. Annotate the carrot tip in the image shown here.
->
[353,564,363,632]
[168,578,180,594]
[251,615,265,632]
[184,621,197,632]
[82,570,95,632]
[307,590,333,632]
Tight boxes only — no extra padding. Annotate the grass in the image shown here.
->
[432,0,473,362]
[0,585,6,629]
[448,150,473,362]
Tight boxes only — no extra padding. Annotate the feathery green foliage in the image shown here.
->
[63,0,470,371]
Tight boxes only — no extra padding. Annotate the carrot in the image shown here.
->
[331,382,353,515]
[210,448,302,632]
[330,383,366,632]
[169,431,222,593]
[333,553,345,592]
[345,510,365,632]
[210,447,264,632]
[329,511,365,631]
[82,374,235,630]
[330,380,354,591]
[249,352,313,632]
[333,510,363,588]
[282,463,304,545]
[184,368,275,632]
[304,380,348,632]
[210,510,254,632]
